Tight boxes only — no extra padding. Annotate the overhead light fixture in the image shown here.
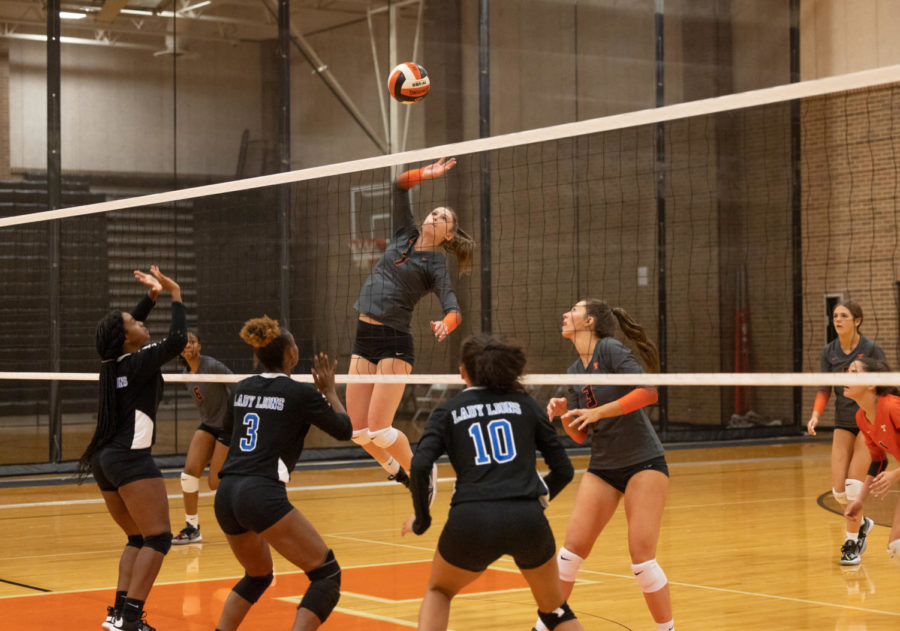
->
[59,11,86,20]
[179,1,212,11]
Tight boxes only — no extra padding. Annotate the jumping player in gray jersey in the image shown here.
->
[404,334,582,631]
[806,299,884,565]
[533,299,674,631]
[347,156,476,491]
[172,332,234,545]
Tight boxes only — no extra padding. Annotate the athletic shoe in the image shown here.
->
[427,463,438,507]
[172,522,202,545]
[101,606,117,630]
[857,516,874,555]
[113,613,155,631]
[840,539,861,565]
[389,467,410,488]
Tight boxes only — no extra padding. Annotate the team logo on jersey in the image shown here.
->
[116,376,128,389]
[593,362,598,370]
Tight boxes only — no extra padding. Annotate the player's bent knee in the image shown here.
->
[143,532,173,555]
[845,478,863,502]
[832,488,847,505]
[299,549,341,622]
[126,534,144,549]
[557,547,584,582]
[537,602,576,630]
[632,558,667,593]
[233,572,274,604]
[181,472,200,494]
[351,428,371,446]
[369,426,400,448]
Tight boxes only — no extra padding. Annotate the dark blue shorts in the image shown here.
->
[91,446,162,492]
[214,475,294,535]
[437,499,556,572]
[352,320,415,366]
[587,455,669,494]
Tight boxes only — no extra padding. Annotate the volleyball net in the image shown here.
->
[1,65,899,470]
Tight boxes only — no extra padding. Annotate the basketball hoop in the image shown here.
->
[350,238,386,270]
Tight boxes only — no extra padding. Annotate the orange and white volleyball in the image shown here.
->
[388,62,430,104]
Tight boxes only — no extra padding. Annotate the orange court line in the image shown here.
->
[0,561,528,630]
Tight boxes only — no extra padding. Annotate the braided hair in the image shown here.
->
[460,334,527,393]
[583,299,660,373]
[240,315,293,372]
[78,310,126,480]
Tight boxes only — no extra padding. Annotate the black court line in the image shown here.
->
[0,577,51,592]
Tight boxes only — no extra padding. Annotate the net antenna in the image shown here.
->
[367,0,426,159]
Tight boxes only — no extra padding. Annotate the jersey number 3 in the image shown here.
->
[239,413,260,452]
[467,419,517,465]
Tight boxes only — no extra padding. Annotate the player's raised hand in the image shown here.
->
[422,156,456,180]
[133,268,163,300]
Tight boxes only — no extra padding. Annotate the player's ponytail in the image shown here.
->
[583,299,659,373]
[441,207,475,277]
[78,311,126,481]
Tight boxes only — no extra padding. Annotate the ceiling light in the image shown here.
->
[59,11,86,20]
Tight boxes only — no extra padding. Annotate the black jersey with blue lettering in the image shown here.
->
[818,335,885,425]
[219,374,352,483]
[109,297,187,450]
[566,337,664,470]
[181,354,233,430]
[409,387,574,533]
[353,182,460,333]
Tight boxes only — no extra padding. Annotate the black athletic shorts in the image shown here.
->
[437,499,556,573]
[834,424,860,436]
[91,446,162,492]
[214,475,294,535]
[197,422,224,440]
[352,320,415,366]
[587,455,669,494]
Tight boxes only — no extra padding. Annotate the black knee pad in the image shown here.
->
[538,601,576,630]
[126,534,144,549]
[299,549,341,622]
[233,572,274,604]
[143,532,173,555]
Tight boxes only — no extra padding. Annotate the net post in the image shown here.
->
[278,0,292,326]
[478,0,492,334]
[790,0,803,427]
[47,0,62,463]
[654,0,668,435]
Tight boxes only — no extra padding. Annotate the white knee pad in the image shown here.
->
[351,428,371,446]
[888,540,900,567]
[369,426,400,448]
[181,472,200,494]
[832,488,848,506]
[845,479,863,502]
[557,547,584,582]
[632,558,668,593]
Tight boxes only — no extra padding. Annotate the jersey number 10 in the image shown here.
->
[467,419,517,465]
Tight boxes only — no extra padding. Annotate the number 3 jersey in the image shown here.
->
[412,387,573,511]
[219,373,352,483]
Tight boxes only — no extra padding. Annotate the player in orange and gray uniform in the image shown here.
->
[347,157,476,490]
[806,300,884,564]
[534,299,674,631]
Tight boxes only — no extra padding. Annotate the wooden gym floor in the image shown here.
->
[0,441,898,630]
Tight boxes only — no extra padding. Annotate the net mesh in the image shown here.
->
[1,71,899,467]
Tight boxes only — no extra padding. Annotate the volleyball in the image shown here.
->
[388,62,430,104]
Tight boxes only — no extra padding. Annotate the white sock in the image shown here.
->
[379,456,400,476]
[657,621,674,631]
[533,619,549,631]
[186,514,199,528]
[846,532,859,543]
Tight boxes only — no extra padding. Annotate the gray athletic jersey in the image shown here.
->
[566,337,664,469]
[818,335,885,426]
[353,184,460,333]
[182,355,233,430]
